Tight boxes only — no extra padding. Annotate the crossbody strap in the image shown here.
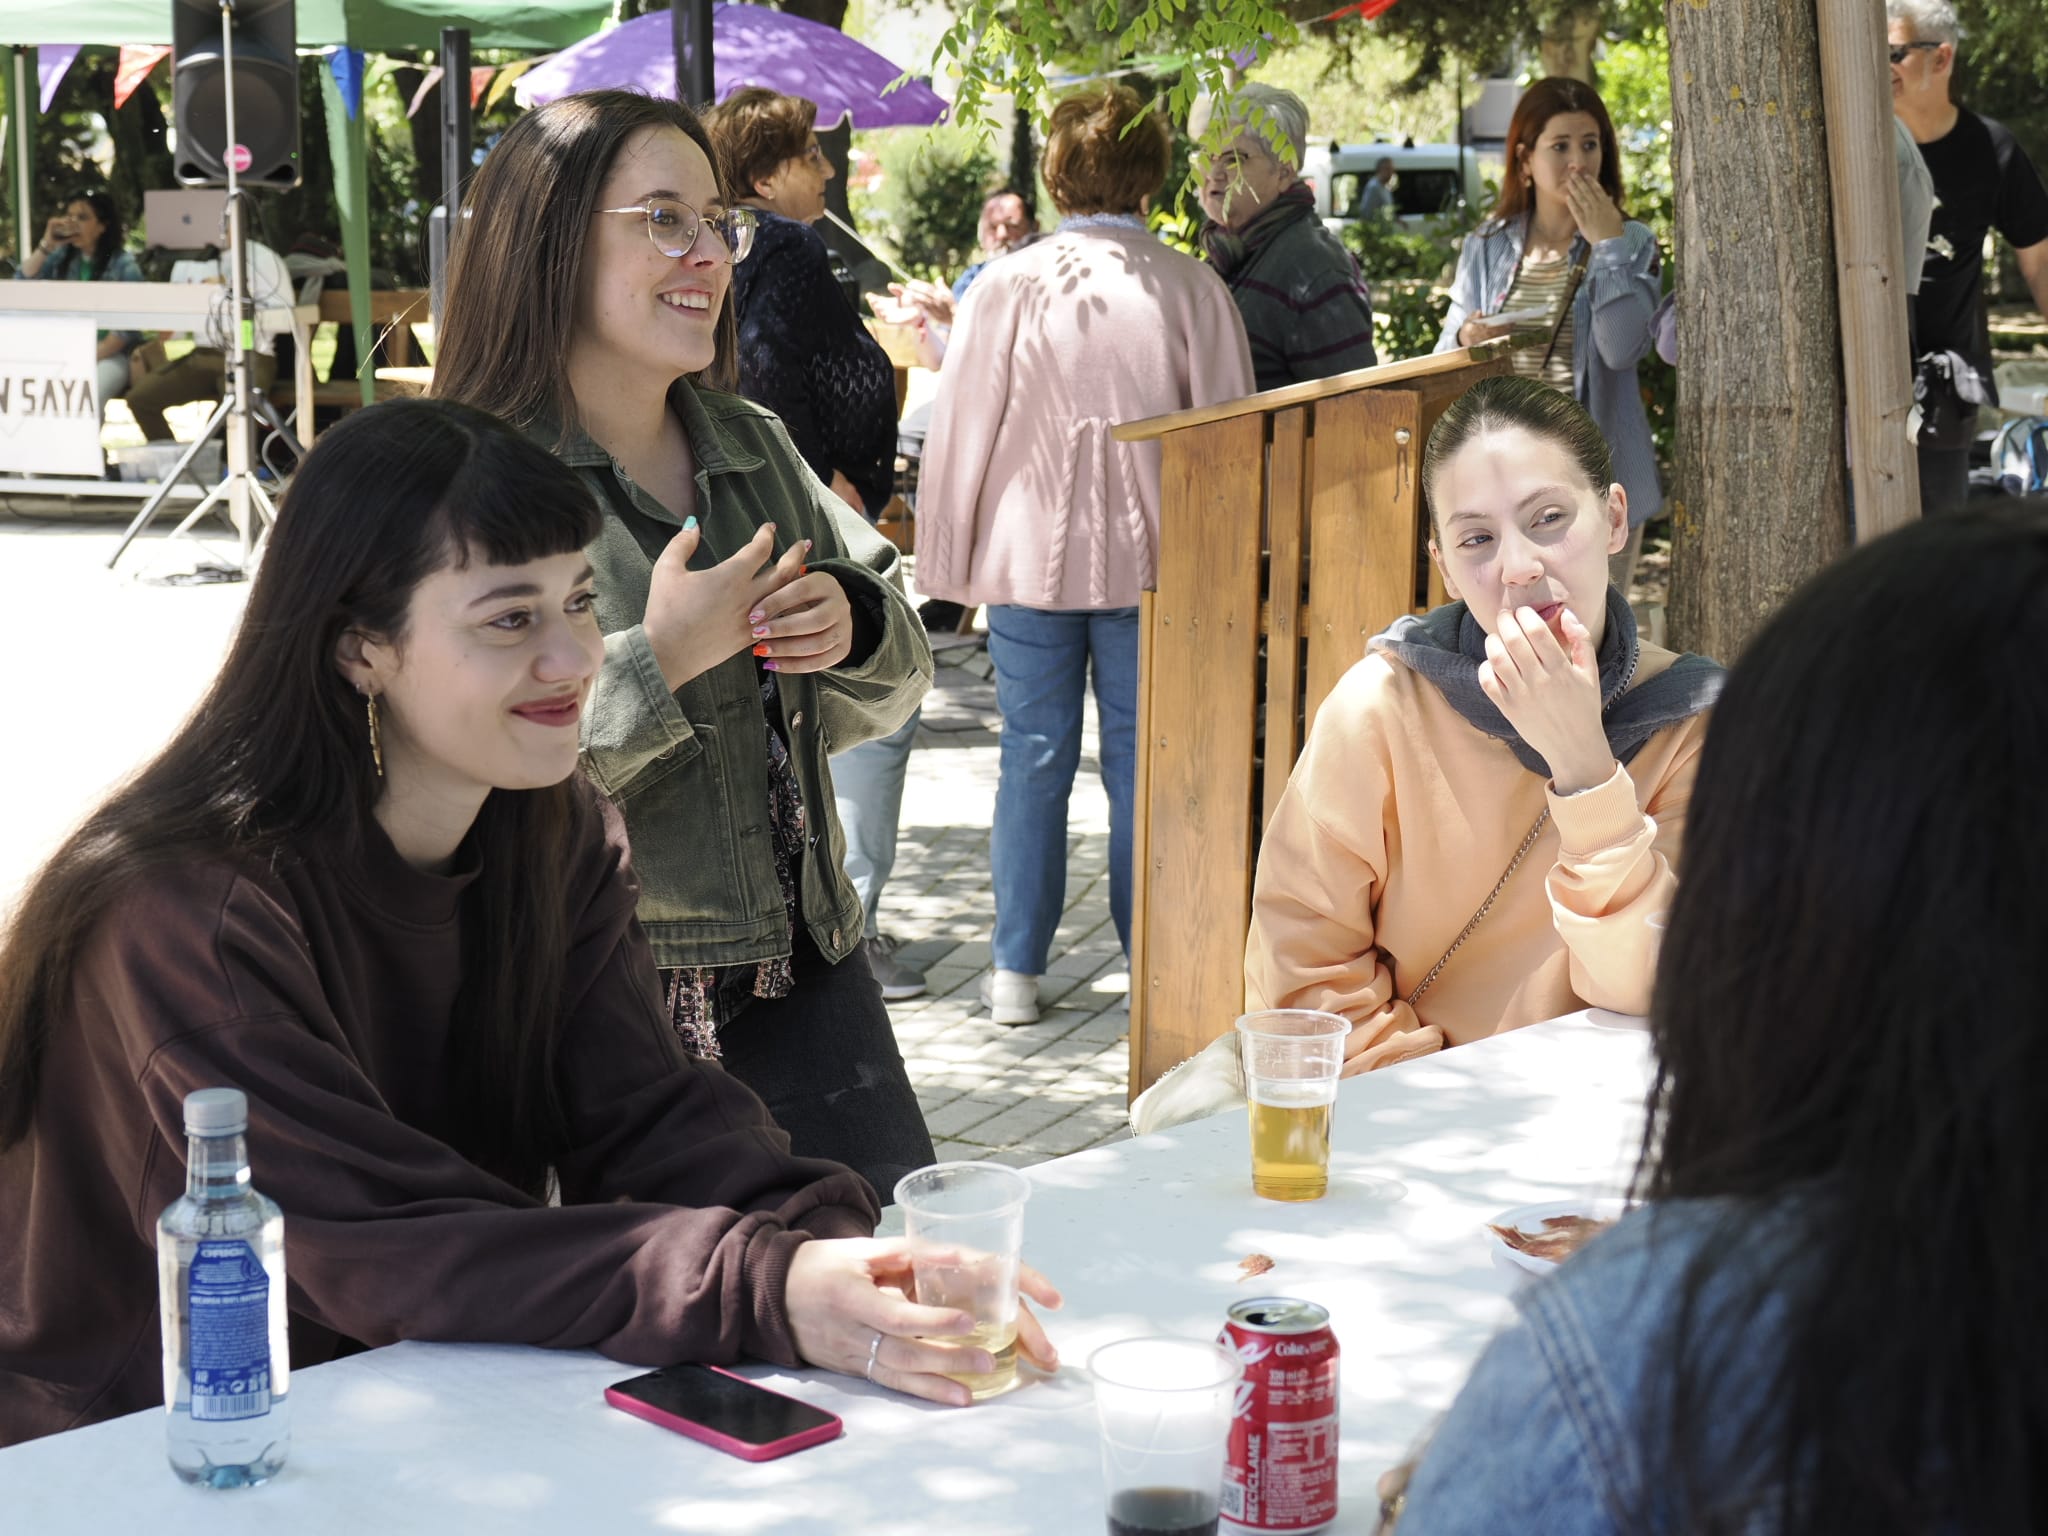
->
[1404,807,1552,1009]
[1535,255,1589,377]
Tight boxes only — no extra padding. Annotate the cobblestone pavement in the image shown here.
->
[875,638,1134,1167]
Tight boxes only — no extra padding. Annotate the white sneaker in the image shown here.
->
[979,969,1041,1026]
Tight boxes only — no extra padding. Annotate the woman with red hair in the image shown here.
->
[1435,78,1662,590]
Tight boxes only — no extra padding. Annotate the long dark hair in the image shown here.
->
[1637,504,2048,1531]
[1489,77,1626,229]
[433,89,739,433]
[65,188,124,275]
[0,399,604,1195]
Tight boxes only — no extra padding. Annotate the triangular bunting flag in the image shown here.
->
[113,45,172,111]
[469,65,496,108]
[483,58,537,112]
[326,47,366,120]
[38,44,81,113]
[406,65,445,120]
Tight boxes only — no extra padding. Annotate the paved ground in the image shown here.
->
[0,504,1134,1168]
[879,642,1134,1166]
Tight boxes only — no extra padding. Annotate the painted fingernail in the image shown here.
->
[799,564,808,576]
[753,643,770,657]
[683,515,698,531]
[748,609,765,624]
[804,538,815,551]
[763,659,781,671]
[752,625,770,638]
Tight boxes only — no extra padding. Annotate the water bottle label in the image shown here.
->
[187,1239,272,1422]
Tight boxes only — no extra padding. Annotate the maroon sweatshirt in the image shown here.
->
[0,793,879,1447]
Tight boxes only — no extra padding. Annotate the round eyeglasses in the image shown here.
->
[597,198,758,264]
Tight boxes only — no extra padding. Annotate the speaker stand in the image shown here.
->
[108,0,305,574]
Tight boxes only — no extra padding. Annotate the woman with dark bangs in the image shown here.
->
[0,400,1057,1448]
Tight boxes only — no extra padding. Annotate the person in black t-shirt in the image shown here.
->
[1888,0,2048,513]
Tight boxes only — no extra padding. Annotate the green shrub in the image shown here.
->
[1373,277,1453,361]
[855,125,1000,282]
[1341,215,1463,285]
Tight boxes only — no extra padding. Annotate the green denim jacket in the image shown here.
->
[544,382,934,971]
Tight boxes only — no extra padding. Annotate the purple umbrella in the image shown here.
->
[514,3,948,129]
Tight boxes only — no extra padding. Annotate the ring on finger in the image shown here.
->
[865,1330,883,1382]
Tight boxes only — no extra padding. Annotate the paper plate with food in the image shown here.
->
[1486,1197,1630,1279]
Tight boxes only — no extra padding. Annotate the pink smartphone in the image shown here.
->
[604,1365,843,1462]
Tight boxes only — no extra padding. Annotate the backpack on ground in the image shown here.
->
[1990,416,2048,496]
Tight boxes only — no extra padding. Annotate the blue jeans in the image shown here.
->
[984,605,1138,976]
[831,708,920,940]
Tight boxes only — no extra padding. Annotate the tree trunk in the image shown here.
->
[1664,0,1849,663]
[1538,1,1603,85]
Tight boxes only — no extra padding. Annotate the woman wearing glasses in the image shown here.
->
[434,91,937,1199]
[704,88,928,1004]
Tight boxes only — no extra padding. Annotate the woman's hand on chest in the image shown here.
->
[748,566,856,675]
[644,520,810,691]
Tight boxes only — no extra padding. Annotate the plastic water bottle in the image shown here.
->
[157,1087,291,1487]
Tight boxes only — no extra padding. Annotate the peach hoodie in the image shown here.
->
[1244,642,1709,1071]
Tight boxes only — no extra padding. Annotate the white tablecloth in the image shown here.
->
[0,1012,1653,1532]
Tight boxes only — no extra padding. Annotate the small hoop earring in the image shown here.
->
[364,690,384,779]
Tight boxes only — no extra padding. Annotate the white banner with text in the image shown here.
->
[0,315,103,477]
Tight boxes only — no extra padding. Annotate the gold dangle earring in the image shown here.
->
[364,690,384,778]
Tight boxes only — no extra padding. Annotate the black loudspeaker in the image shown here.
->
[172,0,301,189]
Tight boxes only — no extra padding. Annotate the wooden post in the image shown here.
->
[1815,0,1921,537]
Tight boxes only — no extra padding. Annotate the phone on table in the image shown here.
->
[604,1364,843,1462]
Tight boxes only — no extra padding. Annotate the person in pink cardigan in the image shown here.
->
[915,84,1255,1024]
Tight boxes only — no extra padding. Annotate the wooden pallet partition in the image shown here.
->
[1117,345,1511,1096]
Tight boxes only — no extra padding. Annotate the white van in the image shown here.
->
[1300,142,1487,235]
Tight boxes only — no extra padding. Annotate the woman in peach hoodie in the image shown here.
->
[1243,374,1722,1086]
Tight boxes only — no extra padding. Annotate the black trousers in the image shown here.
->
[715,935,935,1204]
[1917,434,1974,516]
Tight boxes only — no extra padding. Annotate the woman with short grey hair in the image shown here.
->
[1189,84,1377,392]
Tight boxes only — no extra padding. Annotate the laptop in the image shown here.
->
[143,188,230,250]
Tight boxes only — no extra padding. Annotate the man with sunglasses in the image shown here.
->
[1887,0,2048,514]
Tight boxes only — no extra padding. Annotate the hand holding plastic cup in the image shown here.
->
[1236,1010,1351,1201]
[1089,1337,1243,1536]
[892,1161,1031,1400]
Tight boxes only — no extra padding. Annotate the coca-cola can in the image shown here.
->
[1217,1297,1340,1533]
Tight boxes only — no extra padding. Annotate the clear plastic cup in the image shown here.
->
[893,1161,1031,1400]
[1235,1010,1352,1201]
[1089,1337,1243,1536]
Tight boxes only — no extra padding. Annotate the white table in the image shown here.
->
[0,1012,1654,1532]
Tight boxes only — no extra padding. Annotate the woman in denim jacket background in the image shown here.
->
[1390,504,2048,1535]
[1435,78,1660,593]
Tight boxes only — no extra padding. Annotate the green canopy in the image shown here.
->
[0,1,608,51]
[2,0,609,405]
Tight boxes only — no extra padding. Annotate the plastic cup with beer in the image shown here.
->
[893,1161,1032,1400]
[1088,1337,1243,1536]
[1235,1009,1352,1201]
